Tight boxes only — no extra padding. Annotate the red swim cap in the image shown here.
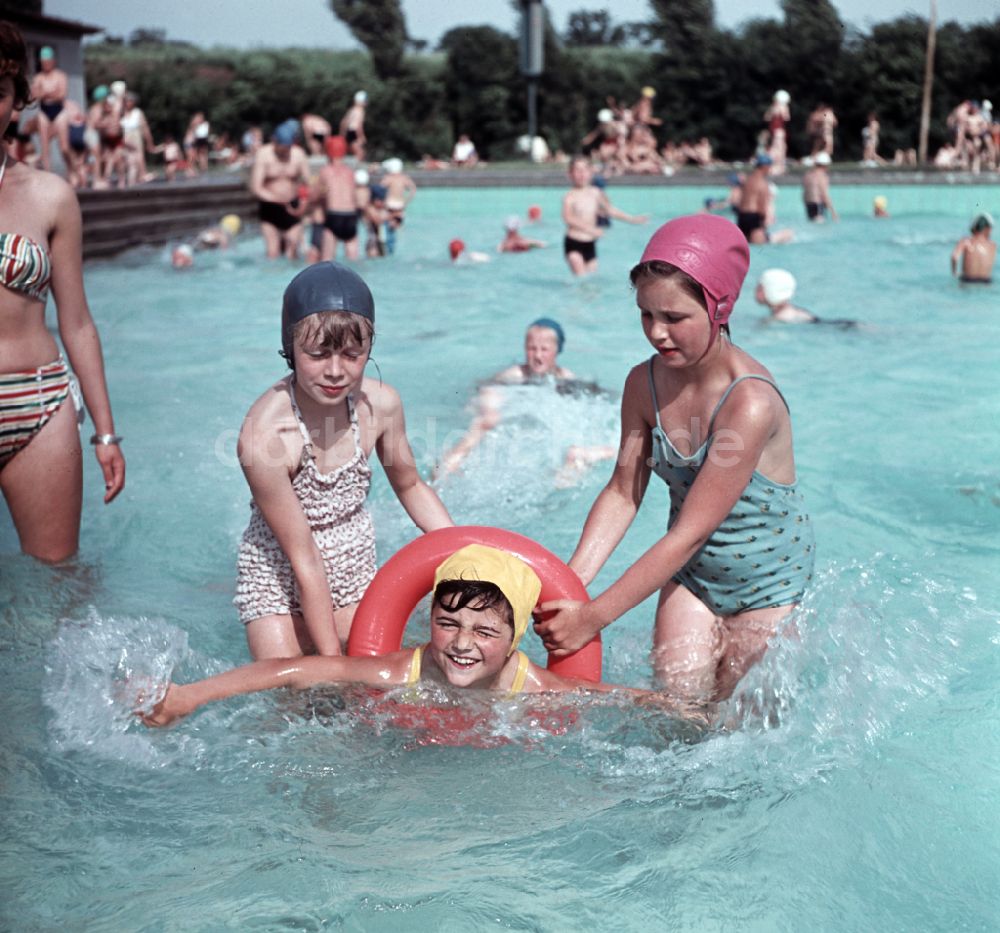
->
[449,238,465,260]
[325,135,348,159]
[527,205,542,221]
[639,214,750,341]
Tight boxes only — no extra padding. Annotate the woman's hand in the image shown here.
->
[533,599,604,655]
[95,443,125,503]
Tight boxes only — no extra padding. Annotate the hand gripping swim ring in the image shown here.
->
[347,526,602,682]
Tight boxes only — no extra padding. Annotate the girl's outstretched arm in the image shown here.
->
[373,383,453,530]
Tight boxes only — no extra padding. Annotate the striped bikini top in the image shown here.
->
[0,233,53,302]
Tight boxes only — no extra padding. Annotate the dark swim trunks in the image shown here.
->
[68,124,87,153]
[959,276,992,284]
[805,202,825,221]
[258,199,301,232]
[345,129,358,145]
[310,222,325,252]
[40,101,64,121]
[563,236,597,262]
[736,211,766,241]
[324,210,358,241]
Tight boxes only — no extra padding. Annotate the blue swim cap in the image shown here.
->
[755,153,773,167]
[281,262,375,362]
[273,119,300,146]
[529,317,565,353]
[91,85,108,103]
[591,174,607,190]
[369,183,387,201]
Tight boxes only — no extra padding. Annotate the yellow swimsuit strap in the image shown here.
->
[406,646,423,685]
[507,650,530,696]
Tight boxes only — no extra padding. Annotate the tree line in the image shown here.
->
[81,0,999,164]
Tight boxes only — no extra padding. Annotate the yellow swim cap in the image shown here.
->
[220,214,242,237]
[434,545,542,655]
[642,86,656,98]
[873,195,888,211]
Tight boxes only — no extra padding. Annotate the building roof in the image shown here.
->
[6,10,102,38]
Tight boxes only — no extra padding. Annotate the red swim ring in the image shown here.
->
[347,525,602,682]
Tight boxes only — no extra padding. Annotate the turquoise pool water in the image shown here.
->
[2,184,999,930]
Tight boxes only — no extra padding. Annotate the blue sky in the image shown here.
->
[45,0,996,49]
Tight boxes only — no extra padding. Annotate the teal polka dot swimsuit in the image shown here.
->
[646,357,815,616]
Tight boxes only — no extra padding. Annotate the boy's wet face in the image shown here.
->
[427,599,514,689]
[569,159,592,186]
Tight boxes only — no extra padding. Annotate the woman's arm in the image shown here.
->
[47,178,125,502]
[238,411,342,655]
[372,385,453,531]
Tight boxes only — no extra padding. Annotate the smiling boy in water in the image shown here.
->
[140,545,696,726]
[950,213,996,284]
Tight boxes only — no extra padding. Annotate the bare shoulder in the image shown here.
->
[356,376,402,420]
[492,364,525,384]
[241,378,295,438]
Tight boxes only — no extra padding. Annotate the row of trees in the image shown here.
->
[81,1,1000,163]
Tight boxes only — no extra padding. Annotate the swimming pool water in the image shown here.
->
[2,184,998,930]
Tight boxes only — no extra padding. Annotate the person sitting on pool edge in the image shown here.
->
[140,545,702,726]
[950,212,996,284]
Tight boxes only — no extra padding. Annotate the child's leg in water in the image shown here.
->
[245,604,360,660]
[651,582,722,702]
[712,604,796,701]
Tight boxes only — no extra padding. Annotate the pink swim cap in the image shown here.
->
[639,214,750,342]
[448,238,465,260]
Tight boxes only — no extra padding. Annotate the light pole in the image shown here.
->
[519,0,545,158]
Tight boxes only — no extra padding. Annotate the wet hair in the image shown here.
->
[432,579,514,632]
[286,310,374,368]
[0,21,32,111]
[629,259,730,337]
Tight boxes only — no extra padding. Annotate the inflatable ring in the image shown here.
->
[347,525,602,682]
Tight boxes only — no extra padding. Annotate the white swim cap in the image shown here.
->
[110,80,127,99]
[382,157,403,174]
[354,90,367,104]
[815,151,831,166]
[774,89,790,105]
[354,168,369,185]
[504,214,521,231]
[516,134,532,153]
[759,268,797,305]
[598,108,614,123]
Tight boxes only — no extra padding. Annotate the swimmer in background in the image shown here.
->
[498,215,546,253]
[704,173,743,215]
[562,155,648,276]
[755,268,860,328]
[872,195,890,218]
[801,152,838,222]
[234,262,452,661]
[250,120,310,260]
[737,155,793,245]
[140,545,703,727]
[380,157,416,255]
[449,239,490,264]
[339,90,367,161]
[196,213,242,250]
[435,319,614,480]
[29,45,67,172]
[951,213,996,284]
[315,135,360,261]
[364,182,388,258]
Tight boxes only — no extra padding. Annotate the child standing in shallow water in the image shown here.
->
[535,215,815,703]
[234,263,453,660]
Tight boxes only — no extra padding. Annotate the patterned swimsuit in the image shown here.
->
[234,380,377,624]
[646,358,815,616]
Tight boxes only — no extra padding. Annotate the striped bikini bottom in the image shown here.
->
[0,357,79,467]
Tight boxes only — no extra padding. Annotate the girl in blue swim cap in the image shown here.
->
[234,262,453,661]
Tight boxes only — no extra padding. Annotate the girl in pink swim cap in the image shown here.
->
[536,214,815,705]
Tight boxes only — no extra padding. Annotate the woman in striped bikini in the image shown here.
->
[0,21,125,561]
